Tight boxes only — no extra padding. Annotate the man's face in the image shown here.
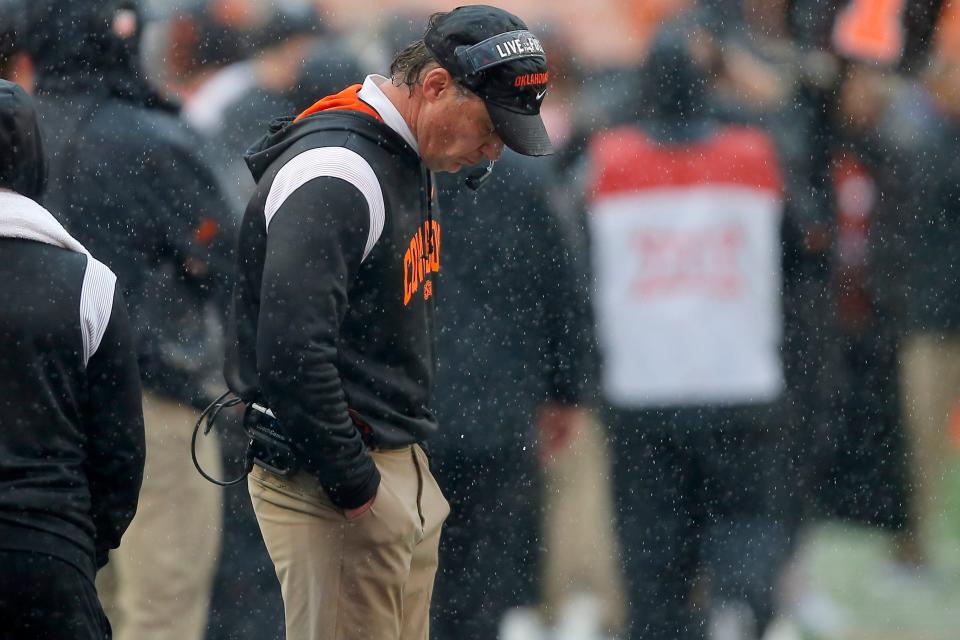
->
[416,68,504,173]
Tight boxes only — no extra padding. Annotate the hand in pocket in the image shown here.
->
[344,493,376,521]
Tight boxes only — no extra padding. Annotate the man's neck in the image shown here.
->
[377,78,421,147]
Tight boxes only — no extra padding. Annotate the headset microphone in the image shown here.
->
[464,161,495,191]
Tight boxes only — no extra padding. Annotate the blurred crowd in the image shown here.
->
[2,0,959,639]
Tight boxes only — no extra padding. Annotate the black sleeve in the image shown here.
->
[256,175,380,509]
[542,212,600,406]
[83,289,146,569]
[537,159,601,406]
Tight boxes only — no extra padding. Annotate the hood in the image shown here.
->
[244,84,407,182]
[0,80,47,199]
[23,0,171,109]
[640,22,711,125]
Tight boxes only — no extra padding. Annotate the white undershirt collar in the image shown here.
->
[357,74,419,154]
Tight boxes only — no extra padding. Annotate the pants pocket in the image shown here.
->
[250,466,341,515]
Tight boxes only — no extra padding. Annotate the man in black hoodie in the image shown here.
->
[226,6,553,639]
[19,2,234,638]
[0,79,145,640]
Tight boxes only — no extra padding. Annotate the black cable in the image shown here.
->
[191,390,250,487]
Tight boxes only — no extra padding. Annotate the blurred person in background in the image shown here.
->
[166,0,264,136]
[812,59,912,553]
[0,0,31,91]
[773,0,946,587]
[696,4,953,634]
[19,1,235,638]
[581,22,794,640]
[0,78,145,640]
[430,144,611,638]
[867,50,960,571]
[225,6,554,638]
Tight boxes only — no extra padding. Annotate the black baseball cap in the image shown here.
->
[424,5,553,156]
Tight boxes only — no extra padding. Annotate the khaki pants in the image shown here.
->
[541,414,626,634]
[97,391,223,640]
[900,332,960,553]
[249,445,449,640]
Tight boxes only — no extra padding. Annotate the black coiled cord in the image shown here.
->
[191,390,251,487]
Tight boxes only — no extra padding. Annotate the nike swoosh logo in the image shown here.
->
[536,88,548,100]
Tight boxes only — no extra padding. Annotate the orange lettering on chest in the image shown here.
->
[402,220,441,306]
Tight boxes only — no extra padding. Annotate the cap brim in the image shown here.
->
[485,102,553,157]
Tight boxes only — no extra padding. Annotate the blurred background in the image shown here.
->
[3,1,960,639]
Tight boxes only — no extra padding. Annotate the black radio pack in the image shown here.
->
[244,402,300,478]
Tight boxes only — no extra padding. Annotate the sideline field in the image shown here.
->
[798,457,960,640]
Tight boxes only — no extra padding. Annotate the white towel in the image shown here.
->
[0,188,117,365]
[0,188,89,255]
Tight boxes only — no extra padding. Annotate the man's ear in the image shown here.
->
[420,66,455,102]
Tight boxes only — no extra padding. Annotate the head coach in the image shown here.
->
[223,5,552,639]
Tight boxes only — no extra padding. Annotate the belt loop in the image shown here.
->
[411,447,426,530]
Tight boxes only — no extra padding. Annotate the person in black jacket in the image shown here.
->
[19,2,234,638]
[865,54,960,569]
[429,149,606,638]
[0,79,145,640]
[225,6,553,638]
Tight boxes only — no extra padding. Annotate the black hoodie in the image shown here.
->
[0,80,145,581]
[226,86,439,509]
